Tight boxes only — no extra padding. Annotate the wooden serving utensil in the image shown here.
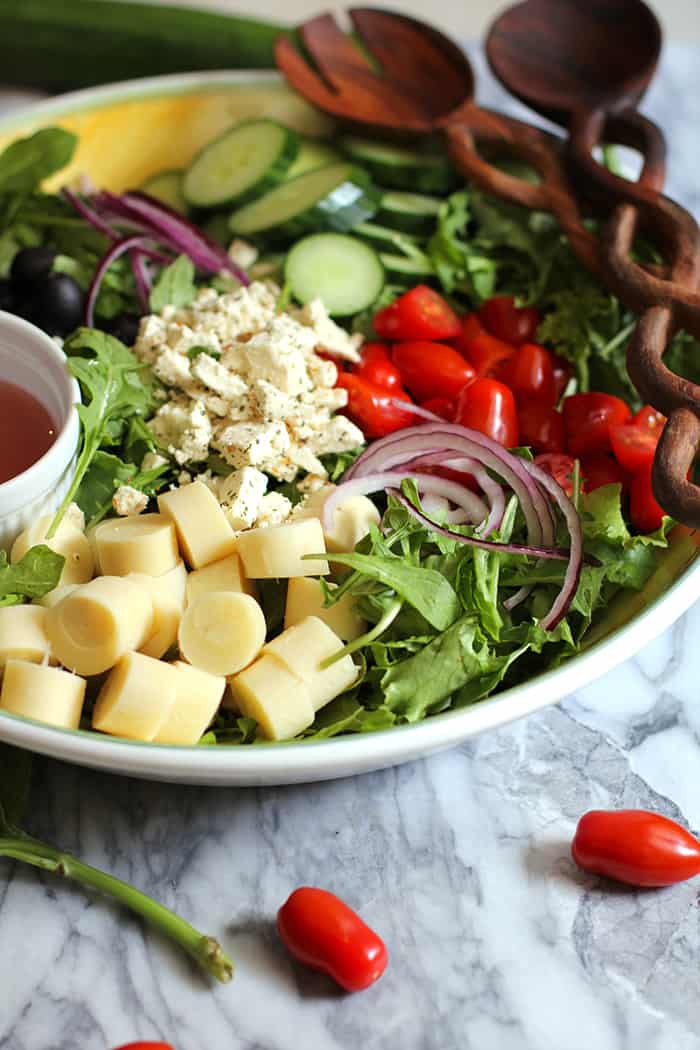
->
[486,0,700,524]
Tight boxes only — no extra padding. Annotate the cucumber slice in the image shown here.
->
[183,119,299,208]
[285,233,384,317]
[377,190,442,234]
[355,221,425,258]
[229,162,380,239]
[286,138,342,179]
[379,252,434,280]
[340,137,457,194]
[140,169,187,213]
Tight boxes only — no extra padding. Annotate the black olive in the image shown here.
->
[108,312,141,346]
[10,246,56,293]
[32,273,85,336]
[0,277,14,312]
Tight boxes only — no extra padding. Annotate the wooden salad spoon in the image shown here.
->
[486,0,700,524]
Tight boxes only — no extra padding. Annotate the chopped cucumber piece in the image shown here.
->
[340,137,457,194]
[355,221,426,258]
[229,162,380,239]
[285,233,384,316]
[286,138,341,179]
[140,169,187,213]
[379,252,434,280]
[183,119,299,208]
[377,190,442,234]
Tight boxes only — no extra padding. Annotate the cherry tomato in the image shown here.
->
[517,401,565,454]
[551,353,573,401]
[373,285,460,341]
[563,392,631,456]
[609,403,666,473]
[501,343,556,405]
[572,809,700,887]
[392,341,476,402]
[420,397,456,421]
[629,463,665,532]
[455,377,519,447]
[533,452,576,497]
[450,312,485,358]
[336,373,415,439]
[112,1044,173,1050]
[462,329,515,377]
[479,295,540,345]
[579,453,626,492]
[277,886,388,992]
[352,342,402,391]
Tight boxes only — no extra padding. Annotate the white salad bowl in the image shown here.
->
[0,311,80,552]
[0,70,698,786]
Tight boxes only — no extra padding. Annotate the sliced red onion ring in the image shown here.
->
[85,234,148,326]
[404,452,505,538]
[393,492,570,561]
[522,459,583,631]
[130,250,152,312]
[62,187,119,240]
[322,472,489,532]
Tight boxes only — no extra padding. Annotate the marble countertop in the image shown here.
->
[2,44,700,1050]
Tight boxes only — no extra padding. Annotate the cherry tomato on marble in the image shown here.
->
[450,312,486,358]
[392,341,476,402]
[579,453,627,493]
[501,342,556,405]
[352,342,402,391]
[277,886,388,992]
[479,295,540,345]
[533,452,576,497]
[455,377,519,447]
[420,397,456,421]
[336,373,415,439]
[517,400,565,454]
[563,392,631,456]
[373,285,460,341]
[629,463,665,532]
[462,329,515,378]
[609,404,666,473]
[572,810,700,887]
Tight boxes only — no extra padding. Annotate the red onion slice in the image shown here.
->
[404,452,505,538]
[85,234,148,326]
[322,471,489,531]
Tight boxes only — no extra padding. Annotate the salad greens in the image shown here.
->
[0,545,65,606]
[0,744,233,981]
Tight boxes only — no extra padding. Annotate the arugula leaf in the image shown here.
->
[319,448,364,483]
[149,254,196,312]
[300,695,396,739]
[49,328,156,536]
[0,545,65,606]
[0,128,77,193]
[323,545,461,631]
[75,450,169,527]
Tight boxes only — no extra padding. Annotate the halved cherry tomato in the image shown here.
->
[533,452,576,496]
[580,453,626,492]
[450,312,485,358]
[352,342,402,391]
[392,341,476,402]
[421,397,456,421]
[572,810,700,887]
[563,392,631,456]
[517,401,565,454]
[479,295,540,345]
[609,403,666,473]
[336,373,415,438]
[629,463,665,532]
[455,377,519,447]
[462,330,515,377]
[551,353,574,401]
[278,886,388,992]
[374,285,461,341]
[501,343,556,405]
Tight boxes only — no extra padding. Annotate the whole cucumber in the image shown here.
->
[0,0,288,91]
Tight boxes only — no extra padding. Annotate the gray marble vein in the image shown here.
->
[2,42,700,1050]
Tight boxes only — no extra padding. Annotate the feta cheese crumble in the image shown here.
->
[133,281,365,485]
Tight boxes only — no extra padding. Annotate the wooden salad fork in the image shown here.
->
[276,6,700,526]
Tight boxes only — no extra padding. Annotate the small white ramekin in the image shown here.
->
[0,311,81,553]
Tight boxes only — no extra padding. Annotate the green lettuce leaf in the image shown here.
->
[0,127,77,193]
[0,545,65,606]
[149,254,196,312]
